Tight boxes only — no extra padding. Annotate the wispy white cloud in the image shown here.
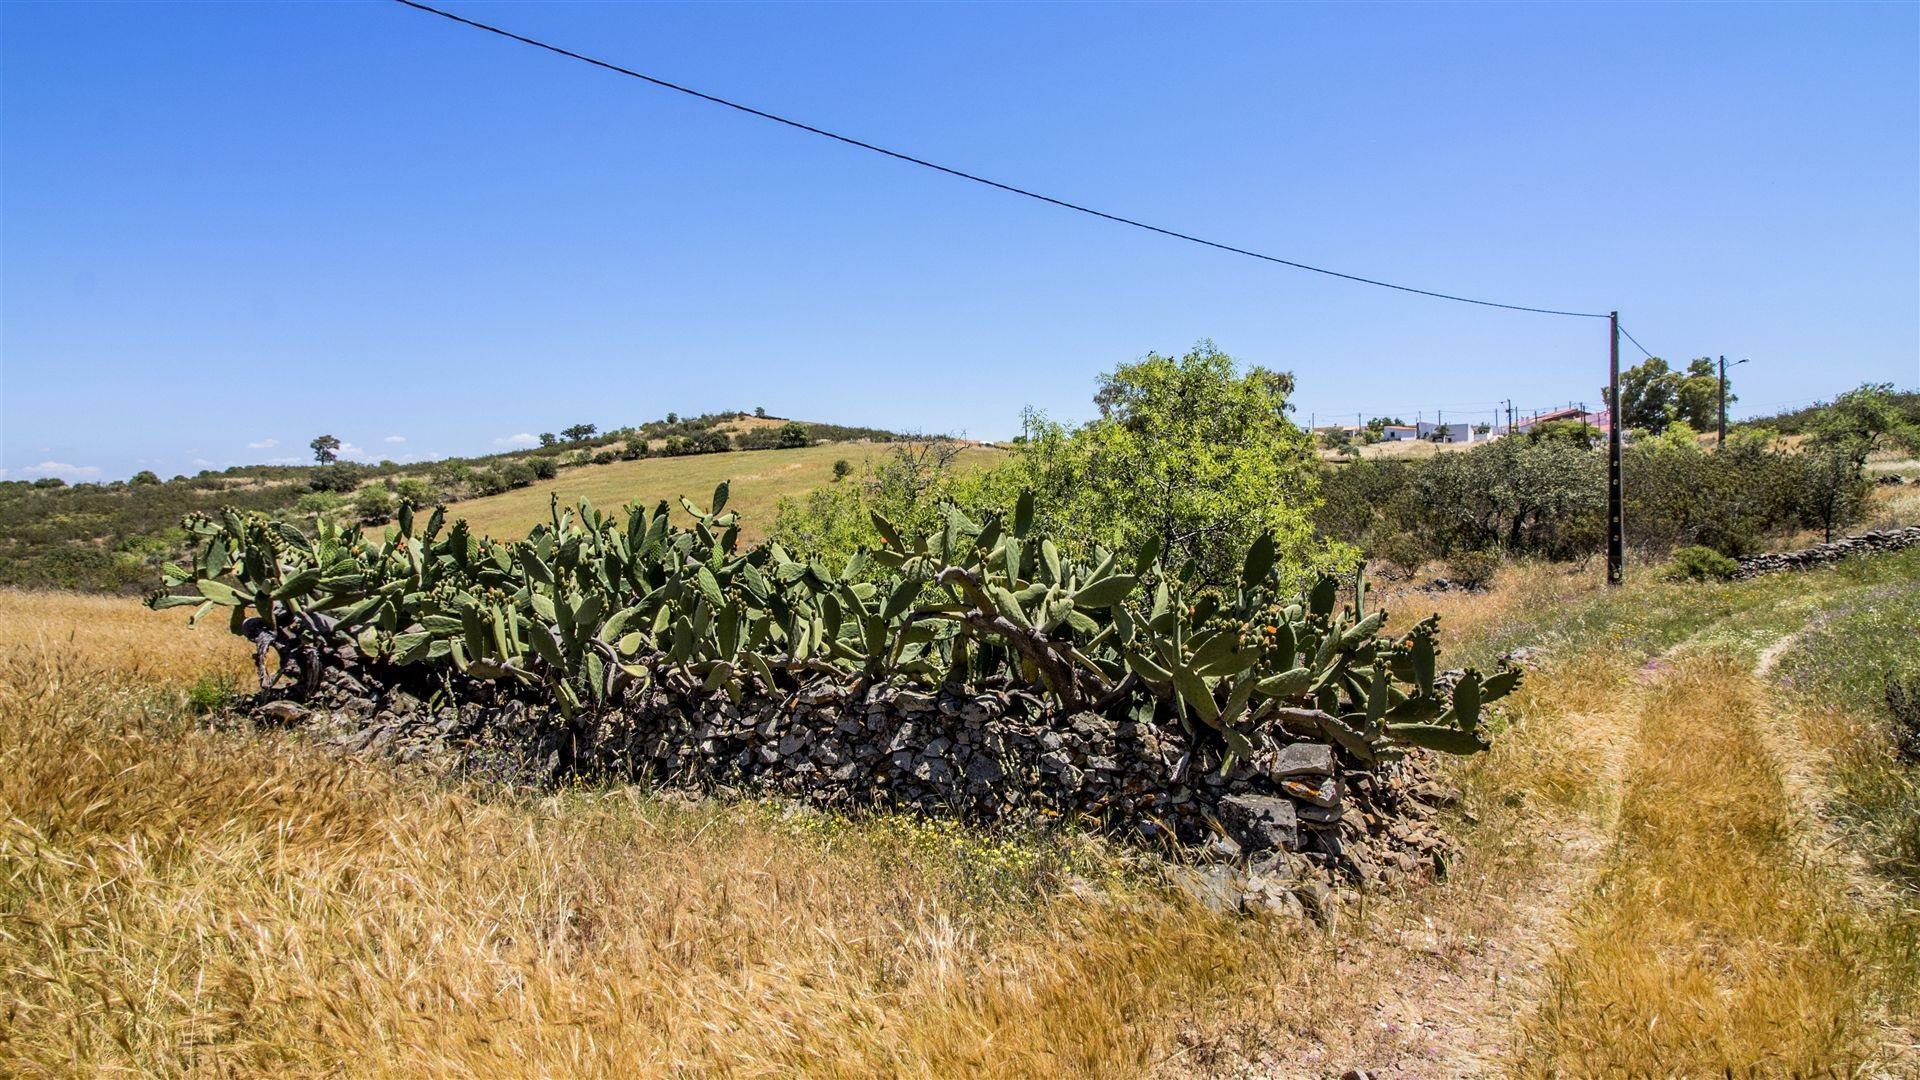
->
[493,433,539,448]
[247,437,278,449]
[7,461,103,481]
[383,434,407,444]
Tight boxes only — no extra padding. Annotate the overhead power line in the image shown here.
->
[393,0,1611,321]
[1617,324,1655,360]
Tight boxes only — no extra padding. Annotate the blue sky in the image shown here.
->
[4,1,1916,482]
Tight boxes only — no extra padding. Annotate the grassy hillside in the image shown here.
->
[0,411,915,592]
[444,442,1004,541]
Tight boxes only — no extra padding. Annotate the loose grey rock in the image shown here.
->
[258,700,310,724]
[1168,864,1246,914]
[1218,794,1300,853]
[1297,802,1344,826]
[963,755,1004,785]
[1281,774,1341,808]
[1268,741,1335,779]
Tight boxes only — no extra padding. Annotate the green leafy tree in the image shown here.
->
[1603,358,1679,434]
[538,432,558,448]
[129,470,161,486]
[1797,446,1870,541]
[1526,419,1602,449]
[560,423,597,443]
[309,434,342,464]
[995,342,1335,586]
[776,421,810,449]
[832,458,852,482]
[1673,358,1729,430]
[772,440,971,569]
[1410,439,1604,558]
[1810,382,1920,467]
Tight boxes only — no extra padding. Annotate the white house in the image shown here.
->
[1416,421,1479,443]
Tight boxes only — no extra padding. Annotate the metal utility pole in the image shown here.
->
[1718,355,1728,445]
[1607,312,1624,586]
[1716,356,1747,445]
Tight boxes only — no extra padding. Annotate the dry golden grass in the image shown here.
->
[0,587,253,687]
[1517,654,1894,1075]
[0,586,1652,1076]
[0,641,1248,1075]
[2,573,1910,1075]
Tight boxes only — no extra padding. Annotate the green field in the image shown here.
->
[444,442,1003,541]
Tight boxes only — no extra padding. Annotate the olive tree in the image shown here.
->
[995,342,1335,585]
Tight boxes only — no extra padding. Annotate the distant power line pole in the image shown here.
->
[1607,312,1624,586]
[1717,355,1747,445]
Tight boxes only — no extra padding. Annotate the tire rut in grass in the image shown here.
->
[1513,652,1888,1076]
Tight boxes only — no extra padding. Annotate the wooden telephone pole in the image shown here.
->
[1607,312,1624,585]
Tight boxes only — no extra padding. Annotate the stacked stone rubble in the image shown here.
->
[260,664,1464,914]
[1733,525,1920,579]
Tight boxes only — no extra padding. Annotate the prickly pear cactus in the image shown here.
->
[150,485,1519,764]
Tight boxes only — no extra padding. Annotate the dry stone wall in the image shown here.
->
[262,667,1465,915]
[1733,525,1920,579]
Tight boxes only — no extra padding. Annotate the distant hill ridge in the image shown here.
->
[0,410,937,593]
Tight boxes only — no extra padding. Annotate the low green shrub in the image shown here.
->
[185,672,236,715]
[308,463,370,493]
[390,477,435,508]
[1661,544,1739,582]
[470,470,509,497]
[1444,550,1500,589]
[352,486,395,525]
